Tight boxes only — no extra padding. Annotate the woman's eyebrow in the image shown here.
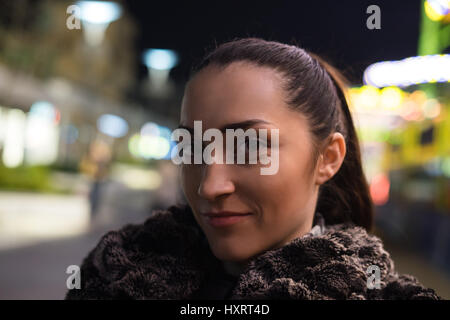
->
[177,119,272,133]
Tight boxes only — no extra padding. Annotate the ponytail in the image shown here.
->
[308,53,374,231]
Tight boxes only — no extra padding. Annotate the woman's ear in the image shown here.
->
[315,132,346,185]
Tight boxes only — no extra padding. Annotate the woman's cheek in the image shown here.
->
[180,166,199,201]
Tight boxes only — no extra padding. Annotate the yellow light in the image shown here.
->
[137,135,169,159]
[128,134,141,158]
[112,165,162,190]
[347,87,360,111]
[379,87,404,111]
[358,85,379,110]
[425,0,446,21]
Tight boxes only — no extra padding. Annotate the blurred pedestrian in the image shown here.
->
[79,139,112,225]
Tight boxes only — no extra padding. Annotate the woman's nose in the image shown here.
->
[197,163,235,201]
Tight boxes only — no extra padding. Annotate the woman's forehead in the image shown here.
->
[181,62,288,126]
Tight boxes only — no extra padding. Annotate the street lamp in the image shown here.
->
[142,49,179,97]
[75,1,122,47]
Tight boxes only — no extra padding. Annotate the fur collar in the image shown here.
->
[66,204,440,300]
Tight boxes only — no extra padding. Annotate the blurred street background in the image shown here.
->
[0,0,449,299]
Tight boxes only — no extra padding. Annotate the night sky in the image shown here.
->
[125,0,422,85]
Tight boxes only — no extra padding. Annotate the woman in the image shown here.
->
[66,38,440,300]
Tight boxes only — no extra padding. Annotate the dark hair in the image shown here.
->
[188,37,374,231]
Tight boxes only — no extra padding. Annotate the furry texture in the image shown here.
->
[65,204,440,300]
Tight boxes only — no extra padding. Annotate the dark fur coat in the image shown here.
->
[65,204,440,300]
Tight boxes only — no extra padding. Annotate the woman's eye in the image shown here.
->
[233,138,270,163]
[180,138,270,163]
[236,138,252,152]
[236,138,268,151]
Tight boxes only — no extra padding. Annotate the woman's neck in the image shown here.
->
[222,260,247,277]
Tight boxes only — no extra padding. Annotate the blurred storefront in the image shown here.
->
[0,0,182,248]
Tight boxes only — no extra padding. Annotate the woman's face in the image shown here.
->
[179,61,322,264]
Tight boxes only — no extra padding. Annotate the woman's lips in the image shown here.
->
[202,211,252,227]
